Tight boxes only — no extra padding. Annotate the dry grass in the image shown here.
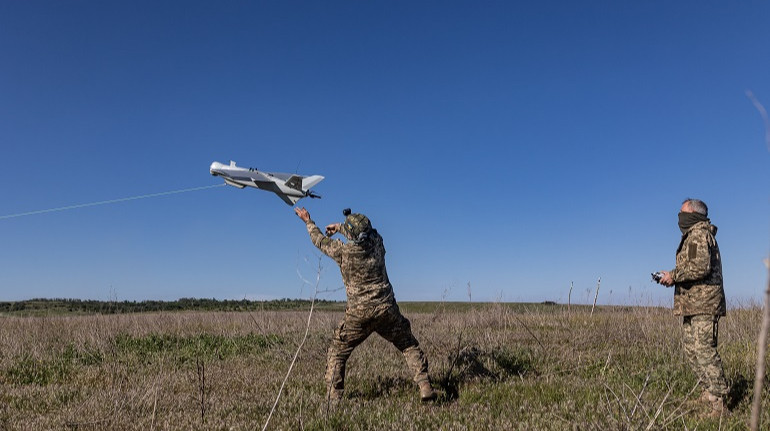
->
[0,304,766,430]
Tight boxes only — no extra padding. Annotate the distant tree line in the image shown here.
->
[0,297,343,315]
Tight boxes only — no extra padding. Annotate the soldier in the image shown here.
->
[656,198,729,417]
[294,207,437,402]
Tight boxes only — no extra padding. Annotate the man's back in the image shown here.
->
[302,215,396,316]
[338,231,396,316]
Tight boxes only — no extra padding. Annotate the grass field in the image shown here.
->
[0,303,767,430]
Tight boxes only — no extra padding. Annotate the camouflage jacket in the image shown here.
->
[305,219,396,317]
[670,220,726,316]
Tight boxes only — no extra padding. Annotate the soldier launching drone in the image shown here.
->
[294,207,438,402]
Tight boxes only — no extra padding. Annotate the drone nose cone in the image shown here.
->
[210,161,224,176]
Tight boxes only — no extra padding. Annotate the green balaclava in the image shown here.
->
[341,208,372,244]
[678,211,709,234]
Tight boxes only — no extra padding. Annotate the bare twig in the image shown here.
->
[512,314,545,351]
[568,281,573,313]
[299,390,305,430]
[627,374,651,420]
[64,418,111,429]
[751,258,770,431]
[443,329,465,384]
[317,286,345,295]
[602,382,630,423]
[661,381,700,427]
[601,350,612,375]
[149,361,163,431]
[644,381,673,431]
[150,391,158,431]
[196,356,205,423]
[591,277,601,316]
[247,310,265,334]
[747,89,770,431]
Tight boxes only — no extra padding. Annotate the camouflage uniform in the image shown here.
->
[303,216,430,399]
[670,220,728,398]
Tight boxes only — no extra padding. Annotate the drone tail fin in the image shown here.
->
[302,175,324,190]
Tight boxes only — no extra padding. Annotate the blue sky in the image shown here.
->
[1,1,768,306]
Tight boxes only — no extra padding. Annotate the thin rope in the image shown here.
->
[261,257,322,431]
[0,184,226,220]
[746,90,770,151]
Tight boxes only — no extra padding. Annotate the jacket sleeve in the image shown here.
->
[305,219,343,264]
[670,229,712,283]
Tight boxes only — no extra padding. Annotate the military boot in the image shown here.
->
[705,393,730,419]
[419,381,437,402]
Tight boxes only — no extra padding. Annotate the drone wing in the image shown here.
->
[275,193,301,205]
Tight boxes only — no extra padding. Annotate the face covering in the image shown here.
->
[678,211,708,234]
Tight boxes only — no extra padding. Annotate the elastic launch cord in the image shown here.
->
[0,184,226,221]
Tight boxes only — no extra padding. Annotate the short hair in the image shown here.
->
[682,198,708,216]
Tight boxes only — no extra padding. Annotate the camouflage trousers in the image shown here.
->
[325,305,429,397]
[682,315,728,397]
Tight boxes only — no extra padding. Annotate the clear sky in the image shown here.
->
[1,1,769,306]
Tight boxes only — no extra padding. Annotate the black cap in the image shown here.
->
[342,208,351,216]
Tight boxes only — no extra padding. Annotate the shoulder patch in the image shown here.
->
[688,243,698,259]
